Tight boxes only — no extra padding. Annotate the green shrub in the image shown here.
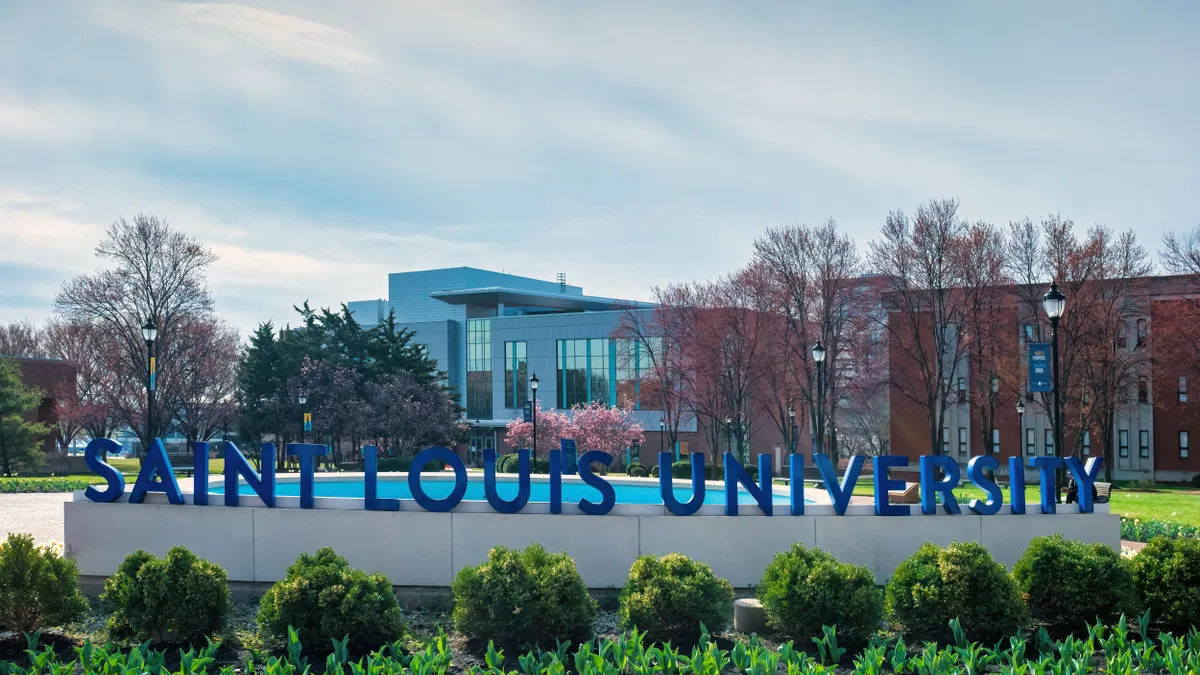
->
[1192,473,1200,488]
[452,544,596,649]
[625,462,648,477]
[377,457,444,472]
[618,553,733,642]
[0,478,92,493]
[1012,534,1137,636]
[0,534,87,634]
[495,453,550,474]
[1131,536,1200,635]
[757,543,882,651]
[885,541,1026,644]
[258,547,405,653]
[649,464,660,478]
[101,547,230,645]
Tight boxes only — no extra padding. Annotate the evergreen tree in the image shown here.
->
[0,358,50,476]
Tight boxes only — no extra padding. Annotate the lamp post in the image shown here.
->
[298,394,308,444]
[530,373,539,460]
[1016,397,1025,459]
[724,415,733,458]
[1043,282,1067,500]
[141,320,158,453]
[812,340,827,456]
[787,405,796,454]
[659,417,665,459]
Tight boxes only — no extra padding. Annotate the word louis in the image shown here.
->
[82,437,1103,517]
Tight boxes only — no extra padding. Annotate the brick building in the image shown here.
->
[8,357,77,456]
[887,275,1200,482]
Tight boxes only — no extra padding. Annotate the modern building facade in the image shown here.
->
[348,267,803,467]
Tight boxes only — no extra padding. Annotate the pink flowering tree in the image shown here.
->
[504,401,577,460]
[571,401,645,459]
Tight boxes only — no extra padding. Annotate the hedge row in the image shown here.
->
[0,478,93,493]
[2,532,1199,652]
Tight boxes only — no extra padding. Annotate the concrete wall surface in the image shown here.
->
[64,497,1119,587]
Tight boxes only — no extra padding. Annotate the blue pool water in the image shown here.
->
[210,475,808,505]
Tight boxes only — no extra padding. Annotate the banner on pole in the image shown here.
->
[1029,343,1052,393]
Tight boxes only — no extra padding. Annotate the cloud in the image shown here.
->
[0,0,1195,336]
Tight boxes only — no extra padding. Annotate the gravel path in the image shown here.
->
[0,493,68,544]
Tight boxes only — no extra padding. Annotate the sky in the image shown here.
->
[0,1,1197,335]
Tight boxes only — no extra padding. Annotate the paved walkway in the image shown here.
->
[0,493,68,544]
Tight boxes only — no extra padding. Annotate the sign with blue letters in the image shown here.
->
[83,437,1105,518]
[1029,342,1052,393]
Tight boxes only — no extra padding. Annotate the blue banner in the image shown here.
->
[560,438,577,473]
[1029,342,1052,392]
[522,401,533,423]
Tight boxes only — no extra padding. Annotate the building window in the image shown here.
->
[1082,431,1091,455]
[503,341,528,409]
[991,428,1000,455]
[1044,429,1054,456]
[1181,431,1190,459]
[958,427,968,456]
[1136,318,1147,348]
[1116,322,1128,349]
[1023,324,1034,342]
[991,376,999,394]
[1180,376,1188,403]
[615,338,660,409]
[957,378,967,403]
[1139,430,1150,458]
[466,319,493,420]
[941,428,949,454]
[1026,428,1035,456]
[1119,429,1129,457]
[557,338,616,408]
[1138,377,1149,404]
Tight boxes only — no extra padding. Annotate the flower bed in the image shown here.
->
[0,478,92,494]
[1121,516,1200,542]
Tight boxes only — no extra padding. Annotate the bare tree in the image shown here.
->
[870,199,970,456]
[43,319,121,446]
[956,221,1014,458]
[615,304,688,453]
[752,220,864,456]
[167,317,240,445]
[54,214,219,454]
[0,321,45,358]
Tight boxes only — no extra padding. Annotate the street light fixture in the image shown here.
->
[1016,397,1025,455]
[530,373,539,460]
[142,320,157,451]
[812,340,827,456]
[298,394,308,444]
[787,405,796,454]
[1043,282,1067,500]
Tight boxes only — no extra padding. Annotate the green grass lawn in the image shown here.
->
[841,480,1200,526]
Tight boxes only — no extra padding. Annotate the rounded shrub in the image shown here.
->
[0,534,87,634]
[101,546,230,645]
[618,553,733,642]
[1131,536,1200,636]
[757,543,881,651]
[1012,534,1137,636]
[495,454,550,474]
[258,547,405,653]
[885,541,1026,644]
[626,462,648,477]
[452,544,596,649]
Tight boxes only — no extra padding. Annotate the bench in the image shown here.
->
[166,450,195,477]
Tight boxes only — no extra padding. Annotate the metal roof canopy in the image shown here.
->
[430,286,654,312]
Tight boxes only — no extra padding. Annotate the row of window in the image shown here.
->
[952,375,1192,405]
[942,428,1190,459]
[556,338,660,409]
[1023,318,1148,349]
